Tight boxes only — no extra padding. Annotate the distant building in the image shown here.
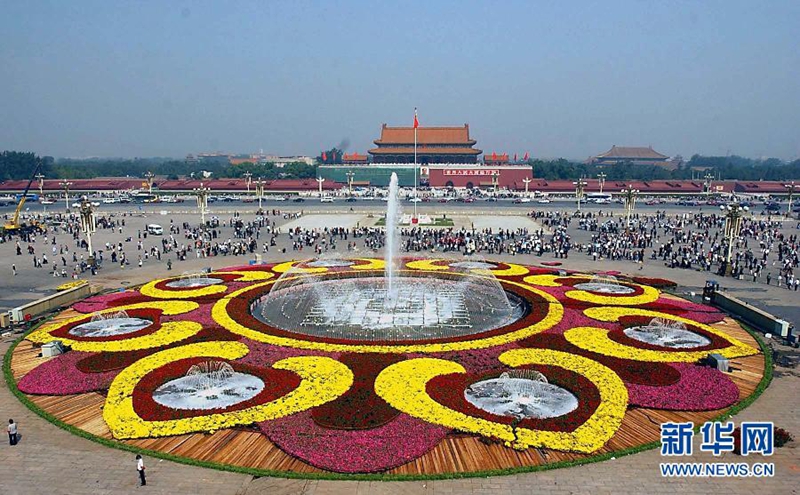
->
[590,145,673,167]
[484,153,509,165]
[368,124,482,164]
[342,152,369,165]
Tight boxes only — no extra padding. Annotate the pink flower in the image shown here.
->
[626,363,739,410]
[260,412,449,473]
[18,351,119,395]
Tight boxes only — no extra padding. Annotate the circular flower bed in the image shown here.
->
[8,260,763,477]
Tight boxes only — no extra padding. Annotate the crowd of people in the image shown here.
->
[2,206,798,292]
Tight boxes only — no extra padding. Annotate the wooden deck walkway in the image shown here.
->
[10,312,765,476]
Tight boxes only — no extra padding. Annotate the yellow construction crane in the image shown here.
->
[3,159,44,233]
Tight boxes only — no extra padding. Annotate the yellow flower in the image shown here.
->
[212,270,274,281]
[351,258,386,270]
[374,350,627,453]
[56,280,88,291]
[28,301,202,352]
[570,307,759,361]
[272,260,328,274]
[523,274,562,287]
[103,341,353,439]
[405,259,448,271]
[213,276,563,353]
[140,279,227,299]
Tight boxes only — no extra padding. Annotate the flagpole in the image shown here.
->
[413,108,418,221]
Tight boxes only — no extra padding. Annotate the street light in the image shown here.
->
[720,203,748,277]
[597,172,606,194]
[243,171,252,194]
[621,184,639,228]
[316,176,326,197]
[254,177,265,211]
[35,173,45,197]
[573,178,588,212]
[704,173,714,198]
[59,180,73,210]
[492,170,500,194]
[522,177,532,196]
[784,181,797,218]
[79,195,97,267]
[144,171,155,195]
[346,170,355,196]
[193,182,211,226]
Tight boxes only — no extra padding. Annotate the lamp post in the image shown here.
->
[59,180,73,211]
[522,177,532,196]
[243,171,252,194]
[194,182,210,226]
[317,176,325,198]
[346,170,355,196]
[721,203,748,277]
[573,178,587,212]
[35,173,45,197]
[254,177,265,211]
[144,171,155,195]
[621,184,639,229]
[597,172,607,194]
[492,170,499,194]
[704,173,714,199]
[785,181,796,218]
[79,195,97,267]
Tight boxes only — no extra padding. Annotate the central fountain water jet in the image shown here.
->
[385,172,400,297]
[252,171,527,342]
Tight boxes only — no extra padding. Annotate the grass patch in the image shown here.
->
[2,317,774,481]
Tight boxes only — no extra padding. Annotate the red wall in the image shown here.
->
[428,167,533,190]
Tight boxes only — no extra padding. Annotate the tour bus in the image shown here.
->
[586,192,613,204]
[146,224,164,235]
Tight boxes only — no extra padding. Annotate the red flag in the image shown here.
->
[413,108,419,129]
[492,151,497,160]
[523,152,529,161]
[322,152,327,162]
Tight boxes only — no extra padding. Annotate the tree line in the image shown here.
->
[2,150,800,183]
[0,152,316,181]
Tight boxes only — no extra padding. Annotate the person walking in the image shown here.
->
[136,454,146,486]
[7,419,18,445]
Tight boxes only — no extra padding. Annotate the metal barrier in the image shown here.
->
[711,290,793,340]
[6,283,94,327]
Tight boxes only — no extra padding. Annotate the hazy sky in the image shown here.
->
[2,1,798,160]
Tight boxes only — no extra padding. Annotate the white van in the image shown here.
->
[320,195,334,203]
[146,224,164,235]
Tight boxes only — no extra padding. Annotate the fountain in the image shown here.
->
[166,271,223,288]
[250,172,527,342]
[152,360,264,410]
[465,369,579,419]
[574,274,635,295]
[624,317,711,349]
[385,172,400,296]
[69,310,151,338]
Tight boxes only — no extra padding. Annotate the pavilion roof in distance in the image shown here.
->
[374,124,477,146]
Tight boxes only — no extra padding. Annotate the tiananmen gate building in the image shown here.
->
[368,124,482,164]
[317,122,532,188]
